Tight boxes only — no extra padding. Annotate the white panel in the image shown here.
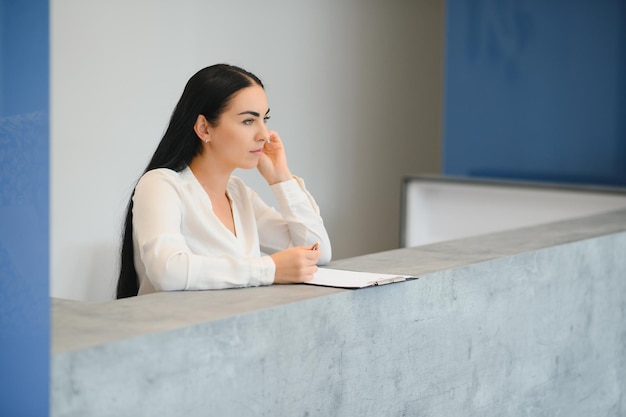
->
[403,179,626,247]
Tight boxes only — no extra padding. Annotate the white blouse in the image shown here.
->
[132,167,331,295]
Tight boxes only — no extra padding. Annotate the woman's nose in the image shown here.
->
[258,123,270,141]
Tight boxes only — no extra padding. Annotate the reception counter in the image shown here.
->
[52,209,626,416]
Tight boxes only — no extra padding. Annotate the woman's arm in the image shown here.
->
[250,177,332,264]
[254,131,332,263]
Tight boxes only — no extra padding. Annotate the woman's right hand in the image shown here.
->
[270,246,322,284]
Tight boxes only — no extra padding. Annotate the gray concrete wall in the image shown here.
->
[52,211,626,416]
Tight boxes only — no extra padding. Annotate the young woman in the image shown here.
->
[116,64,331,298]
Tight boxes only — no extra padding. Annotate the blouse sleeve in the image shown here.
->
[251,176,332,264]
[132,170,275,292]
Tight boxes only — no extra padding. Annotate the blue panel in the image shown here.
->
[0,0,50,416]
[444,0,626,186]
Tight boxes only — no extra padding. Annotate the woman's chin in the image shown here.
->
[240,161,260,170]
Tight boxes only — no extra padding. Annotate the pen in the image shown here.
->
[310,242,319,251]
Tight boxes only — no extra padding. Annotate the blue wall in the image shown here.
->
[0,0,50,416]
[444,0,626,186]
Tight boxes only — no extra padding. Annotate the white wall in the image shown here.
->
[51,0,444,301]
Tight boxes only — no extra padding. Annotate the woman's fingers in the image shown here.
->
[271,246,323,284]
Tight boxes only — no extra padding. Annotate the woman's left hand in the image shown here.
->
[257,131,293,185]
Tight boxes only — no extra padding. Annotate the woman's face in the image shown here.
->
[207,85,270,171]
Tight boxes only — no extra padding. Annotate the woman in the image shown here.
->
[116,64,331,298]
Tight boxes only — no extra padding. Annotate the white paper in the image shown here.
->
[304,268,413,289]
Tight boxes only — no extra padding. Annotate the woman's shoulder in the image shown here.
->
[136,168,187,190]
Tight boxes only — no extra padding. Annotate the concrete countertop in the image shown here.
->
[52,208,626,355]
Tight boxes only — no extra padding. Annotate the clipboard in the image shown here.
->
[304,267,417,289]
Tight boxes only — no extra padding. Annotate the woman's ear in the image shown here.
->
[194,115,211,143]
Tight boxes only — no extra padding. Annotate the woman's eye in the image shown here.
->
[243,119,253,125]
[263,116,271,124]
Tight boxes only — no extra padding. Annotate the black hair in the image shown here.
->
[116,64,264,298]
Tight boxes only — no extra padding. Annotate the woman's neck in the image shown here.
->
[188,154,232,196]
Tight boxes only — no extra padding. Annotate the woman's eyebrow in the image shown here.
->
[237,108,270,117]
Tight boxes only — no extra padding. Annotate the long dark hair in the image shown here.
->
[116,64,264,298]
